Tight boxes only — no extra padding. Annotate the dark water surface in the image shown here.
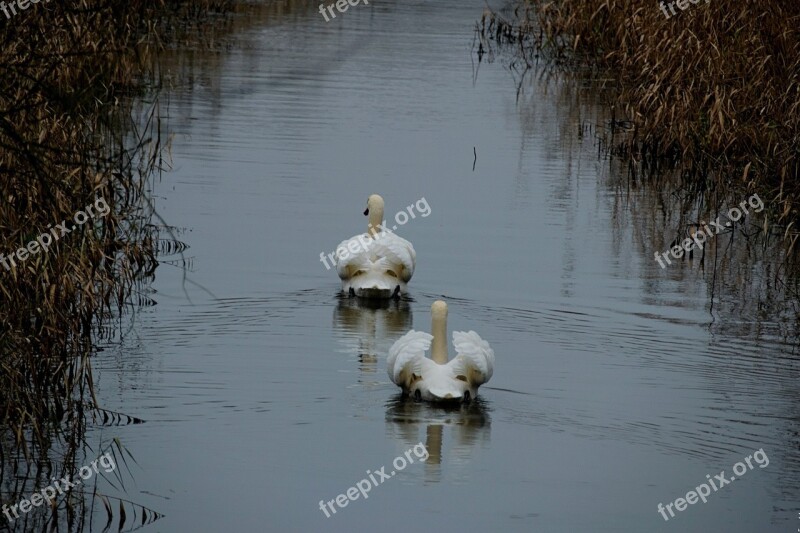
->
[95,1,800,531]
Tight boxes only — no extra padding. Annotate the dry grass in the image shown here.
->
[0,0,284,460]
[0,0,172,454]
[0,0,317,528]
[0,0,301,450]
[0,0,164,518]
[478,1,800,246]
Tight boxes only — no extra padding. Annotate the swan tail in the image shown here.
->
[343,263,404,299]
[335,232,415,288]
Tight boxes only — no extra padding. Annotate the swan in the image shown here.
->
[387,301,494,402]
[335,194,416,299]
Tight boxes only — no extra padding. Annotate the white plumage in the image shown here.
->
[335,194,416,299]
[387,301,494,402]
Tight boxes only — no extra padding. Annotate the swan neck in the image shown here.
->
[368,205,383,237]
[431,312,448,364]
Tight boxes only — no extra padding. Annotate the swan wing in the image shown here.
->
[451,330,495,386]
[366,232,416,282]
[334,232,415,282]
[387,330,432,386]
[334,235,372,280]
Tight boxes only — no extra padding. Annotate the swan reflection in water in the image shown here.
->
[385,396,491,483]
[332,296,412,384]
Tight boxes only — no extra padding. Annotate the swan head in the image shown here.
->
[363,194,384,216]
[431,300,447,319]
[363,194,385,236]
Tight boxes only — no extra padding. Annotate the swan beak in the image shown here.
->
[363,208,369,216]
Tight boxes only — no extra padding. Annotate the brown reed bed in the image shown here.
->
[0,0,298,447]
[477,1,800,253]
[0,0,277,528]
[2,1,321,527]
[0,1,163,453]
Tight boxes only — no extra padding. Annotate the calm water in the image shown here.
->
[93,1,800,531]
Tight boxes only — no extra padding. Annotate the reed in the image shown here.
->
[0,0,249,528]
[0,0,164,450]
[478,1,800,249]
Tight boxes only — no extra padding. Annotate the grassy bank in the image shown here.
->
[0,0,325,529]
[479,0,800,248]
[0,0,166,449]
[0,0,252,528]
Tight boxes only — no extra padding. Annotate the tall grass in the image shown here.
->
[0,0,264,529]
[478,1,800,249]
[2,1,320,527]
[0,0,169,453]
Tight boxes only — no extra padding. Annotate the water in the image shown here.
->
[93,1,800,531]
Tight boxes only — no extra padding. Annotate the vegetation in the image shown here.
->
[478,1,800,250]
[0,0,166,453]
[0,0,279,528]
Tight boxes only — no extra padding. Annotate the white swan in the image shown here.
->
[387,301,494,402]
[335,194,416,299]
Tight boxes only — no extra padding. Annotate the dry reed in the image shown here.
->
[478,1,800,250]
